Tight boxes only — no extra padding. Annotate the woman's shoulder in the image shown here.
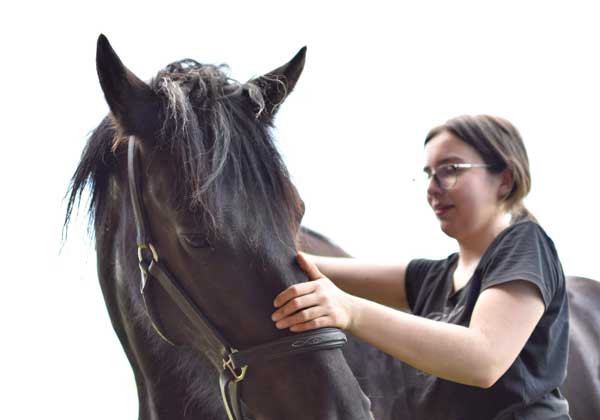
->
[500,218,543,236]
[493,219,557,253]
[480,219,565,305]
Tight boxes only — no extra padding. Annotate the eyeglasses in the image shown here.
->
[420,163,490,191]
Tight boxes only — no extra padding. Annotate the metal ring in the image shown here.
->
[138,243,159,263]
[223,354,248,382]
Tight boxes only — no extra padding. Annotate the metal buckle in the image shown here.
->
[138,243,159,263]
[137,243,157,293]
[223,351,248,382]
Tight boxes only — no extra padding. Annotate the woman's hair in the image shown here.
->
[424,115,536,224]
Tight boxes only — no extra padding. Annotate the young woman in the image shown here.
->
[271,115,571,419]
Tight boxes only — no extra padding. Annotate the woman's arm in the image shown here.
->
[272,254,545,388]
[303,253,410,310]
[348,280,544,387]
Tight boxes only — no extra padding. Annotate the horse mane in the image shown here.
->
[65,59,304,256]
[63,115,116,239]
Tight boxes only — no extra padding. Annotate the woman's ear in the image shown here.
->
[498,168,515,200]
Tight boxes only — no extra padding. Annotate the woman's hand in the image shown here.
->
[271,253,356,332]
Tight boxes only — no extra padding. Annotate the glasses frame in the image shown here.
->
[424,163,490,191]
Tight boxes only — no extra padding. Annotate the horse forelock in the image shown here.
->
[147,60,303,254]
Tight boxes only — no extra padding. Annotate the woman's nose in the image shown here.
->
[426,175,443,196]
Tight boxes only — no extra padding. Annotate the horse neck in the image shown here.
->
[344,334,410,417]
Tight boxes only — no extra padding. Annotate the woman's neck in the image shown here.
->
[457,214,511,268]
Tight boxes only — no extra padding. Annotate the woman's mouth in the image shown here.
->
[433,204,454,217]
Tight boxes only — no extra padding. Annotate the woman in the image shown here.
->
[272,115,570,419]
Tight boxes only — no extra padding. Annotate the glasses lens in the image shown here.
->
[436,165,457,190]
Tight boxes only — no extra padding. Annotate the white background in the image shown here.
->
[2,1,599,418]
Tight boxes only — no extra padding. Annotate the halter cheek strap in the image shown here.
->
[127,136,347,420]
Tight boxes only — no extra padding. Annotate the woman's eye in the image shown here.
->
[437,168,450,177]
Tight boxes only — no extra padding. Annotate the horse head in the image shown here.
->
[91,34,372,420]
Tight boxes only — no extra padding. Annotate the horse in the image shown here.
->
[65,35,600,419]
[64,35,373,420]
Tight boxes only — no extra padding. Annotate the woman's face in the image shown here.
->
[424,130,508,241]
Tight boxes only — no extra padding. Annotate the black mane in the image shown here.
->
[65,59,304,255]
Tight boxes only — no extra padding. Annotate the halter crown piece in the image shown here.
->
[127,136,348,420]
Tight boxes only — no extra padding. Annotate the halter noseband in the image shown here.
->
[127,136,347,420]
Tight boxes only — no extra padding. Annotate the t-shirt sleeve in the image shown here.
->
[479,221,560,308]
[405,258,438,314]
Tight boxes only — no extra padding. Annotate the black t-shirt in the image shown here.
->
[404,221,571,420]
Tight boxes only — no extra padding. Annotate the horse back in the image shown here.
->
[562,276,600,420]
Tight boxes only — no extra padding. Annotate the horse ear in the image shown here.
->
[249,46,306,119]
[96,34,159,137]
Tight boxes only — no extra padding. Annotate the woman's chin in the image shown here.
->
[439,220,458,239]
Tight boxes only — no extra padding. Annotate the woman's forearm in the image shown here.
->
[348,296,497,388]
[305,254,409,309]
[275,254,520,388]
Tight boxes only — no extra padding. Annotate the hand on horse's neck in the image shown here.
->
[454,215,511,292]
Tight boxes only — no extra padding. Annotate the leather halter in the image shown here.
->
[126,136,348,420]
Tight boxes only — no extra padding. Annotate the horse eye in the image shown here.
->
[182,234,212,249]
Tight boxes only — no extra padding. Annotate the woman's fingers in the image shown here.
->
[296,252,323,280]
[272,292,321,322]
[273,281,317,308]
[271,263,353,332]
[272,253,325,309]
[274,305,328,330]
[289,317,332,332]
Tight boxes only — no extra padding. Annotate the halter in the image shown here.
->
[127,136,347,420]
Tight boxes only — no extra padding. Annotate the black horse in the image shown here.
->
[65,35,600,419]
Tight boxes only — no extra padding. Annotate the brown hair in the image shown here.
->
[425,115,536,224]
